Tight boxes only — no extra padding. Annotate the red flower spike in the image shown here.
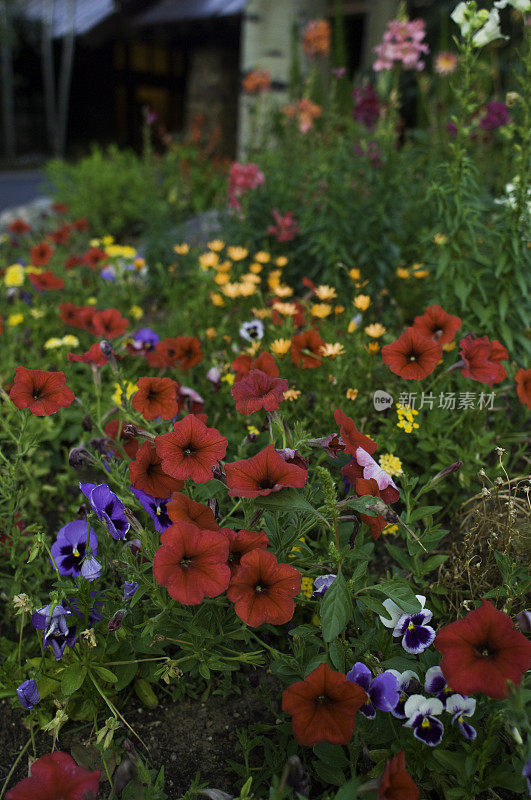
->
[129,441,184,497]
[382,327,442,380]
[378,750,420,800]
[227,549,300,625]
[5,750,100,800]
[515,368,531,409]
[291,329,325,369]
[92,308,129,339]
[282,662,367,746]
[411,305,461,345]
[232,352,279,382]
[225,444,307,498]
[434,599,531,699]
[132,376,180,421]
[459,335,509,386]
[355,477,387,540]
[9,366,75,416]
[222,528,269,576]
[30,241,54,267]
[232,369,288,414]
[334,408,377,456]
[153,522,230,605]
[167,492,220,531]
[155,414,228,484]
[104,418,139,459]
[68,343,108,367]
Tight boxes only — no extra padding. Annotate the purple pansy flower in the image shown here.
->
[424,665,453,706]
[346,662,399,718]
[32,604,77,660]
[132,327,159,351]
[80,482,130,540]
[404,695,444,746]
[379,594,435,654]
[50,520,98,577]
[81,554,103,582]
[385,669,420,719]
[130,486,171,532]
[312,574,337,598]
[123,581,139,601]
[446,694,477,741]
[17,679,40,710]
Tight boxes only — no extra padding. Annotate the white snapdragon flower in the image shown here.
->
[472,8,508,47]
[494,0,531,12]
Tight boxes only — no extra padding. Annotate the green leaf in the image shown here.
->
[313,742,350,767]
[334,778,359,799]
[329,641,346,672]
[254,488,320,517]
[375,582,422,614]
[114,661,138,692]
[433,750,467,777]
[92,666,118,683]
[321,572,352,642]
[421,555,448,574]
[357,594,388,616]
[385,543,413,572]
[313,760,346,786]
[61,664,87,696]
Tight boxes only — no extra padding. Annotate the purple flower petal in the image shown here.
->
[402,624,435,654]
[370,672,399,712]
[346,662,372,691]
[411,716,444,746]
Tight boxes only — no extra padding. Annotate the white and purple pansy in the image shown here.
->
[404,694,444,746]
[446,694,477,741]
[239,319,264,342]
[379,594,436,654]
[346,662,399,719]
[384,669,420,719]
[424,665,453,706]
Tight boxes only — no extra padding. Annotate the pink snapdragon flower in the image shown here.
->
[267,210,300,242]
[228,162,265,210]
[373,19,429,72]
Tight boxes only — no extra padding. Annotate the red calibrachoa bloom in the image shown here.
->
[227,549,300,625]
[129,441,184,497]
[515,367,531,409]
[155,414,228,484]
[167,492,220,530]
[459,335,509,385]
[378,750,420,800]
[68,343,108,366]
[334,407,377,456]
[282,662,367,746]
[92,308,129,339]
[222,528,269,576]
[225,445,308,497]
[382,327,442,380]
[5,751,100,800]
[30,241,54,267]
[232,351,279,382]
[9,367,75,416]
[291,329,325,369]
[434,600,531,699]
[28,271,65,291]
[153,521,230,604]
[232,369,288,414]
[131,376,180,421]
[412,305,461,345]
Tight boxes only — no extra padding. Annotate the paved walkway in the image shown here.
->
[0,170,47,212]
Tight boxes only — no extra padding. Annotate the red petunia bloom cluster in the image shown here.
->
[131,376,180,420]
[227,549,300,626]
[225,445,308,497]
[5,751,100,800]
[147,336,203,371]
[9,367,75,416]
[167,492,220,530]
[382,327,442,380]
[155,414,227,484]
[129,441,184,497]
[91,308,129,339]
[459,335,509,385]
[231,369,288,414]
[412,304,461,345]
[28,271,65,291]
[232,351,279,382]
[30,241,54,267]
[68,343,109,367]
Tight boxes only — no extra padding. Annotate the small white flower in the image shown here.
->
[404,694,444,723]
[239,319,264,342]
[446,694,476,718]
[494,0,531,11]
[451,1,472,35]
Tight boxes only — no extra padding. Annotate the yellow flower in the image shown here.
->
[245,341,261,356]
[442,341,456,352]
[365,323,386,338]
[396,267,410,279]
[206,327,217,339]
[349,268,361,281]
[314,285,337,301]
[268,269,282,287]
[106,244,136,258]
[365,342,380,354]
[271,338,292,357]
[273,301,297,316]
[133,257,145,270]
[379,453,403,477]
[251,307,271,319]
[112,381,138,405]
[129,305,143,320]
[222,283,241,298]
[434,233,449,245]
[87,297,98,305]
[199,251,219,270]
[254,251,270,264]
[249,262,263,274]
[321,342,345,358]
[214,272,230,285]
[383,523,399,536]
[61,335,79,347]
[208,240,225,252]
[242,273,261,285]
[222,373,235,387]
[7,313,23,326]
[346,388,358,401]
[283,389,301,402]
[239,281,257,297]
[274,284,294,298]
[275,256,288,267]
[413,269,430,279]
[174,243,190,255]
[300,577,313,598]
[311,303,332,318]
[396,403,420,434]
[210,292,224,307]
[227,246,248,261]
[90,238,101,247]
[25,266,43,275]
[354,294,371,311]
[29,308,45,319]
[44,337,64,349]
[215,260,232,272]
[247,425,260,437]
[102,235,115,246]
[334,305,345,315]
[347,319,359,333]
[5,264,25,287]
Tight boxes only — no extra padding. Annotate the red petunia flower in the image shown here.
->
[232,351,279,382]
[9,366,75,416]
[64,255,83,270]
[412,305,461,345]
[227,549,300,625]
[59,303,93,329]
[155,414,228,484]
[105,418,139,459]
[282,662,367,746]
[515,367,531,409]
[291,329,325,369]
[82,247,107,268]
[68,343,108,367]
[174,336,203,371]
[232,369,288,414]
[222,528,269,576]
[153,521,230,604]
[378,750,420,800]
[30,241,54,267]
[92,308,129,339]
[434,600,531,699]
[49,225,71,245]
[129,441,184,497]
[459,335,509,386]
[382,327,442,380]
[28,270,65,291]
[225,444,308,498]
[7,218,30,235]
[334,408,377,456]
[146,337,182,368]
[354,477,387,540]
[167,492,220,530]
[71,217,89,231]
[5,750,100,800]
[131,376,179,421]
